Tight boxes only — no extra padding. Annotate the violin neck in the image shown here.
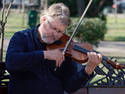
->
[73,45,108,62]
[73,45,125,69]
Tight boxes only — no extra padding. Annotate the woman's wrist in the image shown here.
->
[85,66,94,75]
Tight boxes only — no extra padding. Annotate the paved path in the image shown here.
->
[95,41,125,57]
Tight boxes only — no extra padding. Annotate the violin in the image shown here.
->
[46,34,125,69]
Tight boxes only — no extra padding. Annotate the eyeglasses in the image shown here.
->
[46,19,64,34]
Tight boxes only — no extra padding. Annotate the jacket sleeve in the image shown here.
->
[6,32,45,72]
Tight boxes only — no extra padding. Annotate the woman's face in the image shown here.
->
[38,17,67,44]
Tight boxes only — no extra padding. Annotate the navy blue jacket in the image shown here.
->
[6,25,93,94]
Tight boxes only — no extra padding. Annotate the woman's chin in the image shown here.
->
[43,39,55,44]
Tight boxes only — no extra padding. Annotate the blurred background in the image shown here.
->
[0,0,125,63]
[0,1,125,93]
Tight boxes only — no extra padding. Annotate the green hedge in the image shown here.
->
[66,18,107,46]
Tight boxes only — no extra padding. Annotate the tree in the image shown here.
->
[40,0,48,10]
[85,0,113,19]
[76,0,85,16]
[0,0,2,8]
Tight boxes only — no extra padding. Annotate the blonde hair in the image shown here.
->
[41,3,70,26]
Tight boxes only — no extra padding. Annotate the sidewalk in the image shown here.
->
[95,41,125,57]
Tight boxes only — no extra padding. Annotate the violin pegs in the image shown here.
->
[115,63,120,69]
[110,57,114,60]
[115,59,117,63]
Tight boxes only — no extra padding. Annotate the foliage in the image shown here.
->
[67,18,107,46]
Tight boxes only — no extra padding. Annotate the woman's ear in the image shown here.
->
[40,16,47,23]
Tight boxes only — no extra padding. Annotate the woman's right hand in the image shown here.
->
[44,49,65,67]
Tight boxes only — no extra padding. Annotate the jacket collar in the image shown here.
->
[33,24,47,50]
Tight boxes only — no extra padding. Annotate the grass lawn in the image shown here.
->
[0,11,28,38]
[104,30,125,41]
[106,16,125,30]
[104,15,125,41]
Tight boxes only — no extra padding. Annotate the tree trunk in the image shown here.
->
[0,0,2,8]
[76,0,85,16]
[40,0,48,10]
[90,0,106,17]
[95,0,106,14]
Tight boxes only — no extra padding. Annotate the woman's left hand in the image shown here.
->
[85,52,102,75]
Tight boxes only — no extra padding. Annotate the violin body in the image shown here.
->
[46,34,93,64]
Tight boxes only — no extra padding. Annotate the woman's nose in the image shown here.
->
[54,33,62,39]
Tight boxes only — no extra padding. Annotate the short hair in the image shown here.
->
[41,3,70,26]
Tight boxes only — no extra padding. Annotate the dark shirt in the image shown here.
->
[6,25,93,94]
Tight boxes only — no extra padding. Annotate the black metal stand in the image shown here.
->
[86,60,125,87]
